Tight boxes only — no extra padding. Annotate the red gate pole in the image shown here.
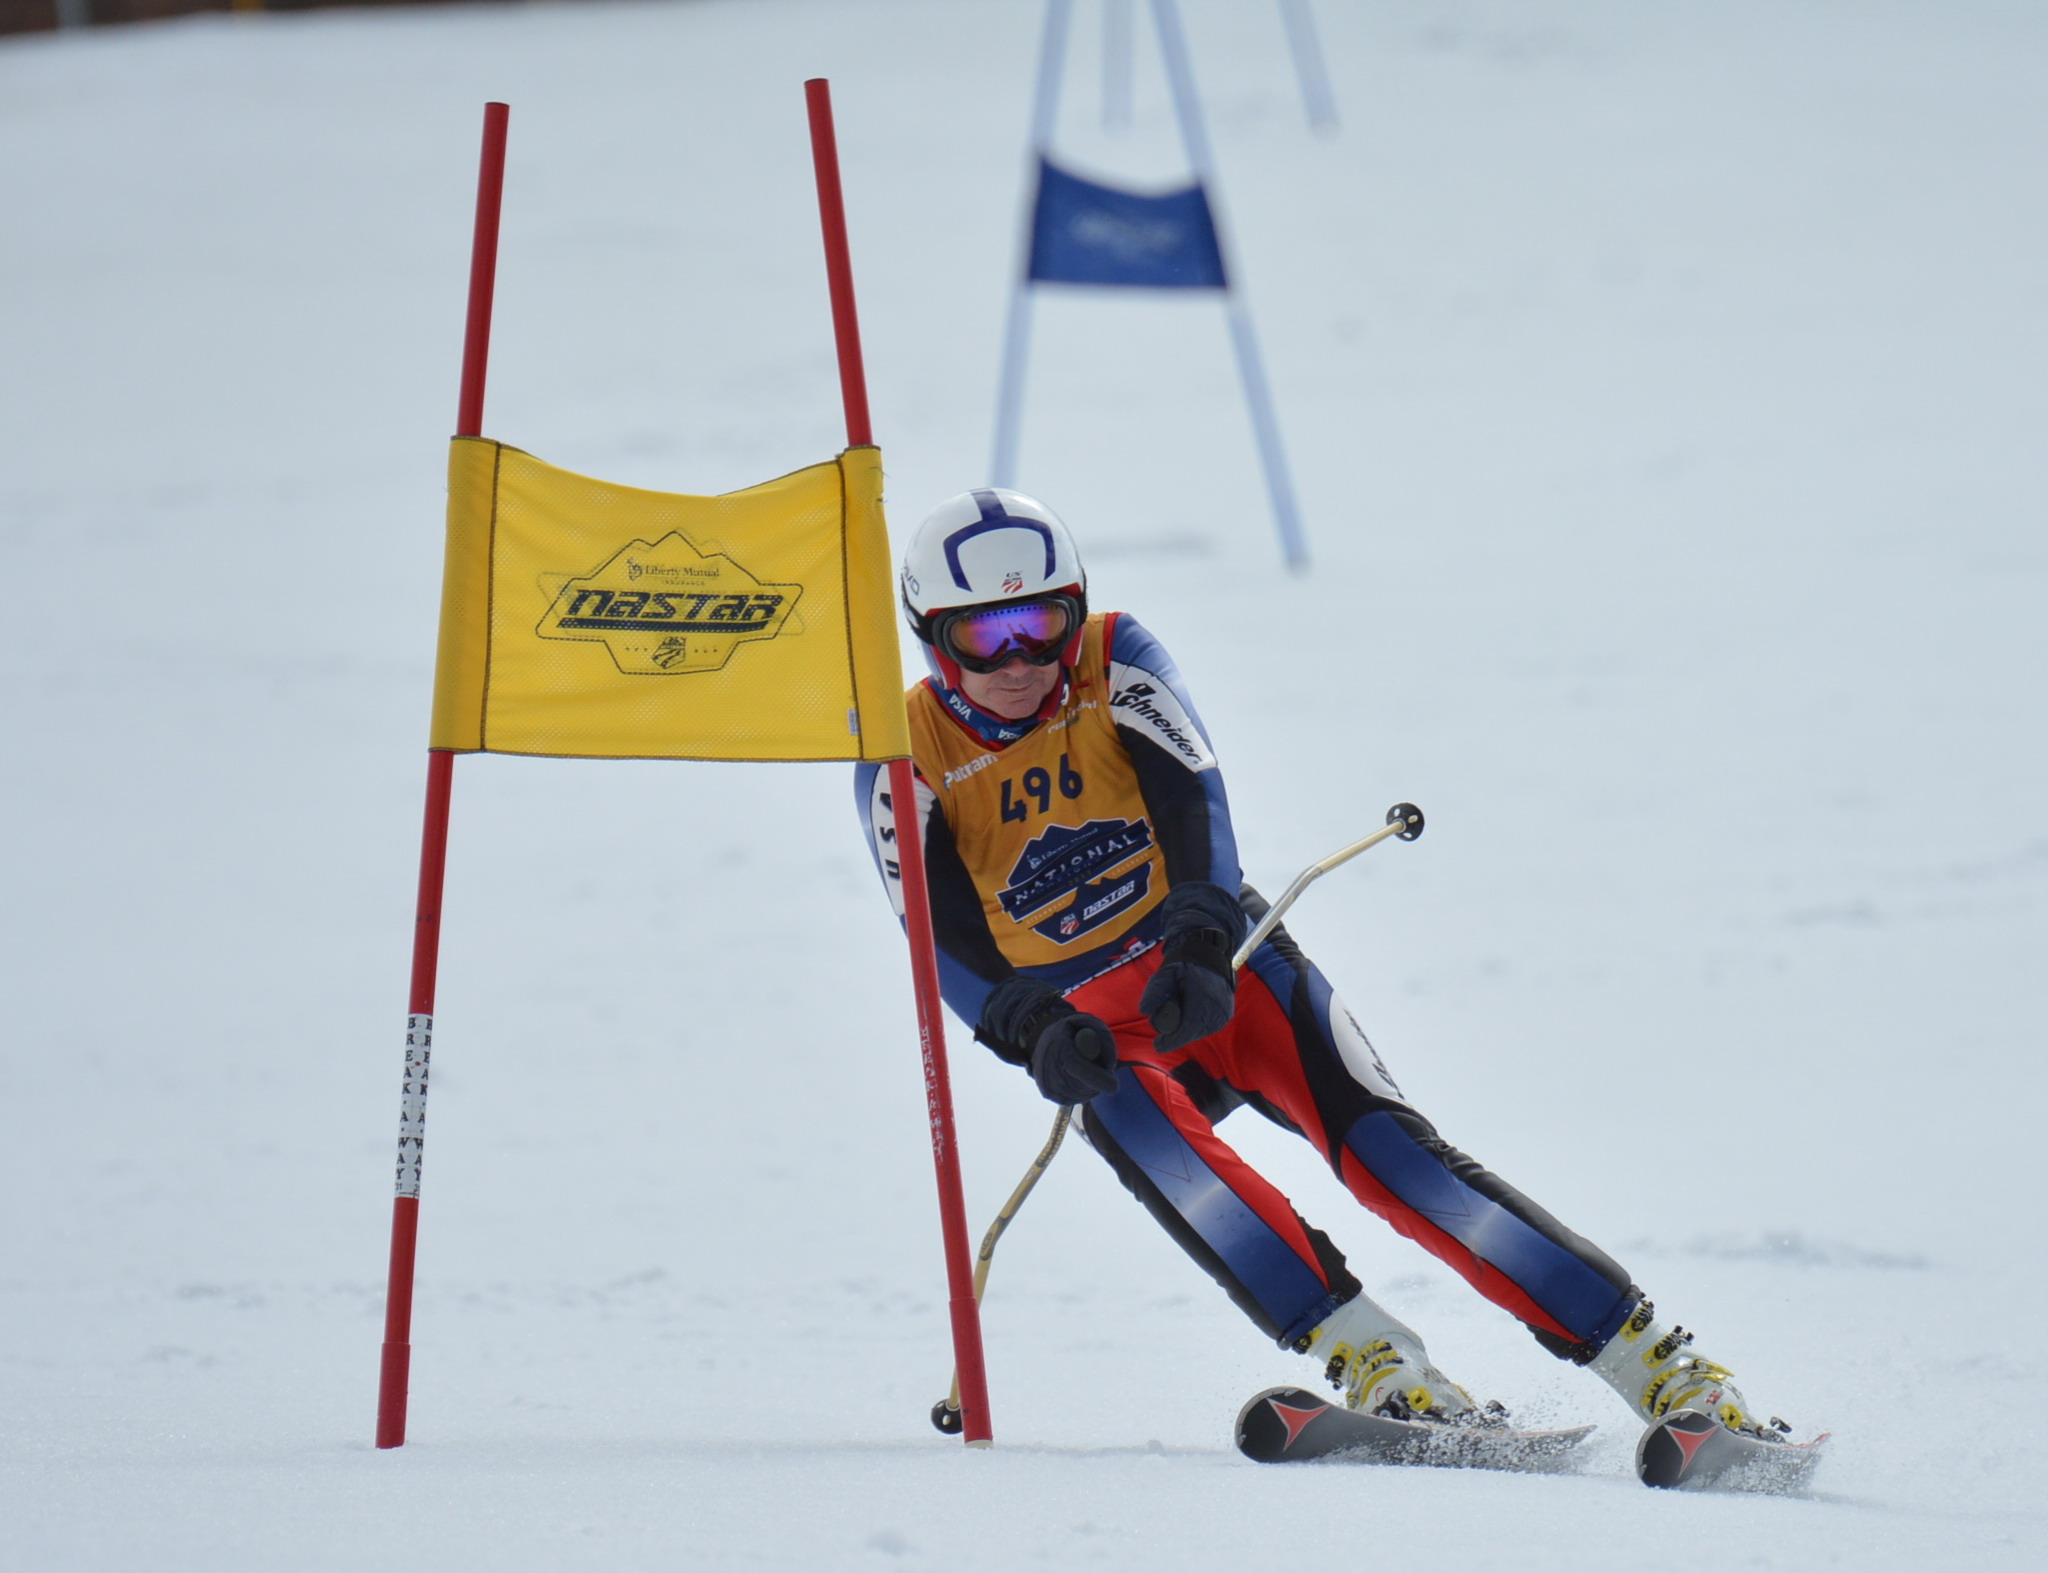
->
[804,78,995,1448]
[375,100,510,1451]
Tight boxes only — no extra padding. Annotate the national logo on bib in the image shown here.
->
[998,817,1155,945]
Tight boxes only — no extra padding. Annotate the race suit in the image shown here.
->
[855,611,1638,1358]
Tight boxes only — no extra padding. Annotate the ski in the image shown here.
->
[1634,1409,1830,1493]
[1235,1386,1596,1472]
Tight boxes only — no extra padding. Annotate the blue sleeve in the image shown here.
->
[1105,614,1241,892]
[853,760,1008,1029]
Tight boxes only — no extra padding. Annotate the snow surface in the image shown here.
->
[3,0,2044,1567]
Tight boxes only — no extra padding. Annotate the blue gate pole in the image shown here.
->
[1150,0,1311,571]
[990,0,1075,488]
[1222,299,1309,571]
[1279,0,1340,136]
[990,287,1036,490]
[1104,0,1134,131]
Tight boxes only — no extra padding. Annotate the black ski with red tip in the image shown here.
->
[1634,1409,1829,1493]
[1235,1386,1595,1471]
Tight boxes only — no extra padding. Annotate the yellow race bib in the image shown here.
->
[908,616,1167,969]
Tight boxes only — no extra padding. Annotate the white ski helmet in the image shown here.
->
[901,488,1088,684]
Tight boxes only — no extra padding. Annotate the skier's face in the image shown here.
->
[958,652,1060,720]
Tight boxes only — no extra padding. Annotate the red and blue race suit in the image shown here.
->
[856,612,1638,1357]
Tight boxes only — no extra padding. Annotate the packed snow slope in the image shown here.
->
[3,1,2043,1568]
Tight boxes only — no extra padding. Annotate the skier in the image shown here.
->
[856,487,1790,1449]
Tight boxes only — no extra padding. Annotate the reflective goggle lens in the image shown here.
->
[938,598,1074,671]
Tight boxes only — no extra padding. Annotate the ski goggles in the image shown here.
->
[933,594,1079,674]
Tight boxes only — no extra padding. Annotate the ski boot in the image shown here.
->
[1301,1293,1489,1424]
[1589,1297,1786,1438]
[1590,1297,1820,1490]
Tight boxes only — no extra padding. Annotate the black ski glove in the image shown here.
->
[1138,880,1244,1052]
[1026,1013,1121,1104]
[976,975,1121,1104]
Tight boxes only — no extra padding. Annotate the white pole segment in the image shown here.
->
[395,1015,432,1198]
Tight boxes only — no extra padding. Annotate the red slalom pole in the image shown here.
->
[455,103,510,440]
[804,79,874,448]
[375,100,509,1451]
[805,78,995,1447]
[887,749,998,1448]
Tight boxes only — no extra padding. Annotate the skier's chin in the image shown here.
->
[961,662,1059,719]
[981,685,1044,719]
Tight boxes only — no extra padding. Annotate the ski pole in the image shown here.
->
[930,1103,1075,1436]
[1231,802,1423,970]
[929,802,1425,1433]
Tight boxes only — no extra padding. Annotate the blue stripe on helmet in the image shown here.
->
[944,492,1058,593]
